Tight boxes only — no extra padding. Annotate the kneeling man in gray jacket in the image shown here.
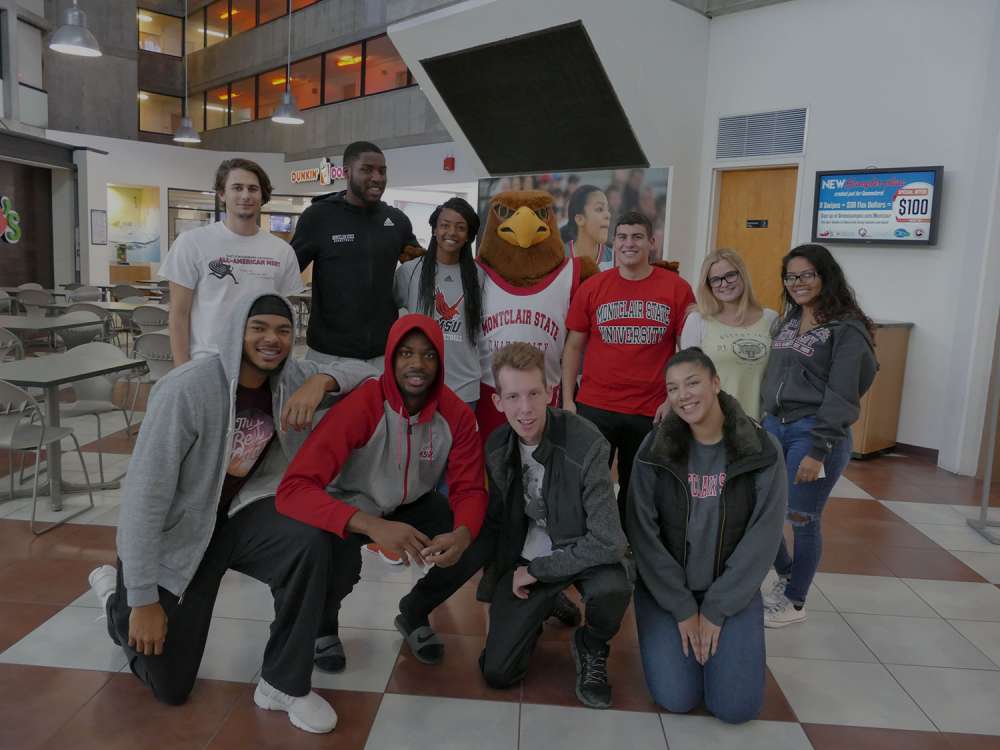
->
[87,293,373,734]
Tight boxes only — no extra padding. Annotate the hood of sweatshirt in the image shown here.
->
[216,291,297,385]
[380,313,446,424]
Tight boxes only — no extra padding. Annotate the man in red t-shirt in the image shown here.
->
[562,211,695,522]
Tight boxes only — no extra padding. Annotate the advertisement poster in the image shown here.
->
[813,168,940,243]
[477,168,670,266]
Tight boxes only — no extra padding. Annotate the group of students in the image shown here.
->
[86,139,877,735]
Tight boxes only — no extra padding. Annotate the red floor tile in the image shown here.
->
[803,723,953,749]
[0,600,61,651]
[815,542,894,576]
[874,545,987,582]
[0,557,99,605]
[943,732,1000,750]
[207,688,381,750]
[0,664,112,749]
[80,425,139,455]
[428,582,488,637]
[0,519,116,563]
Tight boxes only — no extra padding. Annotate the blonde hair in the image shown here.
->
[491,343,545,393]
[695,249,761,325]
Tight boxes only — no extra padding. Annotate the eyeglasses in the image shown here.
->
[782,271,818,286]
[708,270,741,288]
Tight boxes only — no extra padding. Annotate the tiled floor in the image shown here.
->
[2,413,1000,748]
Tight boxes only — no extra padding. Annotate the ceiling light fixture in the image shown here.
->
[173,0,201,144]
[49,0,102,57]
[137,13,153,22]
[272,1,303,125]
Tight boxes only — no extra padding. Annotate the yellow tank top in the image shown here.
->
[702,313,774,421]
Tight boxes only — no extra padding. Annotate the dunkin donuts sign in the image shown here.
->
[290,157,345,186]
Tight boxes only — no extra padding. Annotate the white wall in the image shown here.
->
[696,0,1000,462]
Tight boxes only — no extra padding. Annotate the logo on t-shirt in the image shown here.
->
[229,409,274,477]
[772,319,830,357]
[733,338,768,361]
[384,217,395,227]
[208,258,239,284]
[331,233,355,243]
[435,290,465,341]
[594,299,670,345]
[688,471,727,500]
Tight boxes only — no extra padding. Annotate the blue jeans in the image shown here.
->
[763,415,852,604]
[635,587,766,724]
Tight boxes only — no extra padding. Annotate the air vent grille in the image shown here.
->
[716,108,807,159]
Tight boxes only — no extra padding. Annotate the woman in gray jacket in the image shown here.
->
[627,347,787,724]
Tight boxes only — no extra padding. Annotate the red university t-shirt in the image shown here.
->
[566,267,695,416]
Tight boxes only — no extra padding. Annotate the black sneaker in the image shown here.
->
[314,634,346,673]
[570,628,612,709]
[548,591,582,627]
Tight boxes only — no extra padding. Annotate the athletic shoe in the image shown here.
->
[394,613,445,665]
[764,595,807,628]
[570,628,612,709]
[88,565,117,610]
[314,635,346,673]
[366,543,404,565]
[254,678,337,734]
[762,574,790,607]
[548,590,582,627]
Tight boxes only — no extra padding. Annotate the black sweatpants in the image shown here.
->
[320,491,481,635]
[480,562,632,689]
[108,498,331,705]
[576,403,654,525]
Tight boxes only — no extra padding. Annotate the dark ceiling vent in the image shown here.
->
[716,108,807,159]
[421,21,647,175]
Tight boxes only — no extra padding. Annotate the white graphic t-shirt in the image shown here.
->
[519,441,553,561]
[159,221,304,358]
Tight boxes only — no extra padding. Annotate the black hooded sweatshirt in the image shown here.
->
[292,190,418,359]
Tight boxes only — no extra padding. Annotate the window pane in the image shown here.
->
[290,56,322,109]
[229,0,255,35]
[206,85,229,129]
[258,65,286,119]
[292,0,319,9]
[324,44,362,103]
[259,0,286,23]
[138,9,182,56]
[186,9,205,52]
[205,1,229,46]
[230,77,255,124]
[139,90,182,134]
[187,93,205,132]
[364,36,409,95]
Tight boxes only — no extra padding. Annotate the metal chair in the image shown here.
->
[0,291,12,314]
[111,284,142,302]
[67,285,101,302]
[16,282,43,290]
[0,327,24,362]
[0,379,95,535]
[16,288,52,314]
[134,332,174,383]
[132,305,169,336]
[66,303,116,344]
[54,311,105,350]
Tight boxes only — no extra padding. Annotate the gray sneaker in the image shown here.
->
[762,575,790,607]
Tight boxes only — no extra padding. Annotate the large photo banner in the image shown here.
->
[477,168,670,267]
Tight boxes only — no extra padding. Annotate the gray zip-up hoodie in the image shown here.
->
[116,292,375,607]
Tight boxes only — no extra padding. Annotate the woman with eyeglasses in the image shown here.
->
[759,244,878,628]
[680,249,777,420]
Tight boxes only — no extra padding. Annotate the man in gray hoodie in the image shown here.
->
[87,293,373,734]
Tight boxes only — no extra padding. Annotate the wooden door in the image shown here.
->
[715,167,798,311]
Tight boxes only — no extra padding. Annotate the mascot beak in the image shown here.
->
[497,206,551,249]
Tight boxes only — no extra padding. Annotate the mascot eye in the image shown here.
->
[534,207,550,221]
[494,204,514,220]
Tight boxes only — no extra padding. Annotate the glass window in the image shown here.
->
[206,85,229,129]
[186,8,205,52]
[229,0,256,35]
[187,93,205,132]
[17,21,44,89]
[292,0,320,9]
[257,65,287,119]
[137,9,182,56]
[363,36,409,95]
[259,0,287,24]
[229,77,255,124]
[139,90,182,134]
[324,44,362,103]
[290,56,322,110]
[205,1,229,46]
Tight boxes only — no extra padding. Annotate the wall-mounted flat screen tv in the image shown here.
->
[269,214,293,233]
[812,166,942,245]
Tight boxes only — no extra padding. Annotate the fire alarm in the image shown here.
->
[443,155,455,172]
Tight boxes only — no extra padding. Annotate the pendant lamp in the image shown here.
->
[174,0,202,144]
[49,0,102,57]
[272,1,304,125]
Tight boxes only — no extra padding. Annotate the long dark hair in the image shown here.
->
[418,197,483,345]
[780,243,874,337]
[560,184,603,243]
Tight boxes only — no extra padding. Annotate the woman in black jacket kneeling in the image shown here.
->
[626,348,787,724]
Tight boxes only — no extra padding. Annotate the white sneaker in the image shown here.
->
[254,679,337,734]
[764,595,807,628]
[762,575,790,607]
[88,565,117,610]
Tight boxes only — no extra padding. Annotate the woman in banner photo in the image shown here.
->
[560,185,614,270]
[627,347,787,724]
[759,244,878,628]
[680,249,778,421]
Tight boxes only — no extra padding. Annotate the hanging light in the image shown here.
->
[272,1,303,126]
[49,0,102,57]
[174,0,202,144]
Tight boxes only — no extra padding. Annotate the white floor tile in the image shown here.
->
[951,504,1000,522]
[660,715,811,750]
[888,664,1000,735]
[196,616,270,683]
[904,579,1000,621]
[519,704,666,750]
[880,501,968,526]
[913,524,1000,554]
[365,694,518,750]
[309,627,402,693]
[339,580,413,630]
[1,493,107,524]
[813,573,939,617]
[830,475,873,500]
[843,613,997,669]
[0,605,127,672]
[762,571,834,612]
[948,620,1000,668]
[212,571,274,621]
[767,657,933,730]
[949,550,1000,583]
[765,610,875,662]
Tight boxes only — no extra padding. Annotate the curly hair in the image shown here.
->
[779,243,874,337]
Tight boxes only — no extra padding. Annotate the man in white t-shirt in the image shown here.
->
[160,159,305,364]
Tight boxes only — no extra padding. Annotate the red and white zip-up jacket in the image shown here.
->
[276,314,487,539]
